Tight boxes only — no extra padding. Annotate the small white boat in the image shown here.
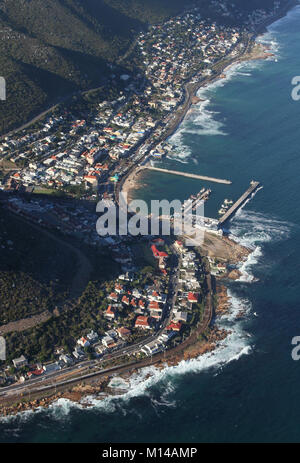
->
[218,208,227,215]
[253,312,258,317]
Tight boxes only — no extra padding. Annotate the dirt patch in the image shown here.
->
[201,232,250,264]
[0,310,52,335]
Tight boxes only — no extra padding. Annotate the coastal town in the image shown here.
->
[0,2,282,199]
[0,0,287,407]
[0,237,217,393]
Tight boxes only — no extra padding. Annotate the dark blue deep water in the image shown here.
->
[2,6,300,443]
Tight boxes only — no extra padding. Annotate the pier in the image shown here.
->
[183,188,211,216]
[218,181,260,226]
[140,165,232,185]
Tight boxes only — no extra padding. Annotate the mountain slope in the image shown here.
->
[0,0,285,134]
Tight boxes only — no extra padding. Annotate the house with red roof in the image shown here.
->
[138,300,146,310]
[115,283,124,294]
[166,321,182,332]
[151,244,160,258]
[130,298,137,308]
[135,316,151,330]
[148,301,161,311]
[105,305,116,320]
[151,246,169,278]
[117,327,132,340]
[78,337,90,348]
[151,245,168,259]
[84,174,98,185]
[149,291,161,302]
[150,310,162,320]
[122,295,130,306]
[159,251,168,258]
[188,292,198,303]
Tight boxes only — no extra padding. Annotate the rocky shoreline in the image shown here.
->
[0,327,230,417]
[0,234,253,418]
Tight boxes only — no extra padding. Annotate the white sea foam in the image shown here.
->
[230,209,292,247]
[168,55,268,163]
[168,98,227,159]
[229,208,293,282]
[256,28,281,59]
[52,291,253,414]
[108,376,130,389]
[186,99,227,136]
[222,289,252,321]
[47,398,83,419]
[167,127,192,163]
[196,59,264,98]
[0,285,254,423]
[237,246,262,283]
[0,407,36,424]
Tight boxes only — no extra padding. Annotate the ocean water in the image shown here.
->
[2,6,300,443]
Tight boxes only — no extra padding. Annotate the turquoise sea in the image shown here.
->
[2,5,300,443]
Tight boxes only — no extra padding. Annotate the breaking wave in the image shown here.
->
[185,99,227,136]
[257,23,281,59]
[73,301,253,415]
[230,209,293,247]
[229,209,293,282]
[168,98,227,163]
[167,127,192,163]
[0,284,254,425]
[168,51,270,163]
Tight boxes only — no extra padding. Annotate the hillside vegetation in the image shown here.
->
[0,0,282,133]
